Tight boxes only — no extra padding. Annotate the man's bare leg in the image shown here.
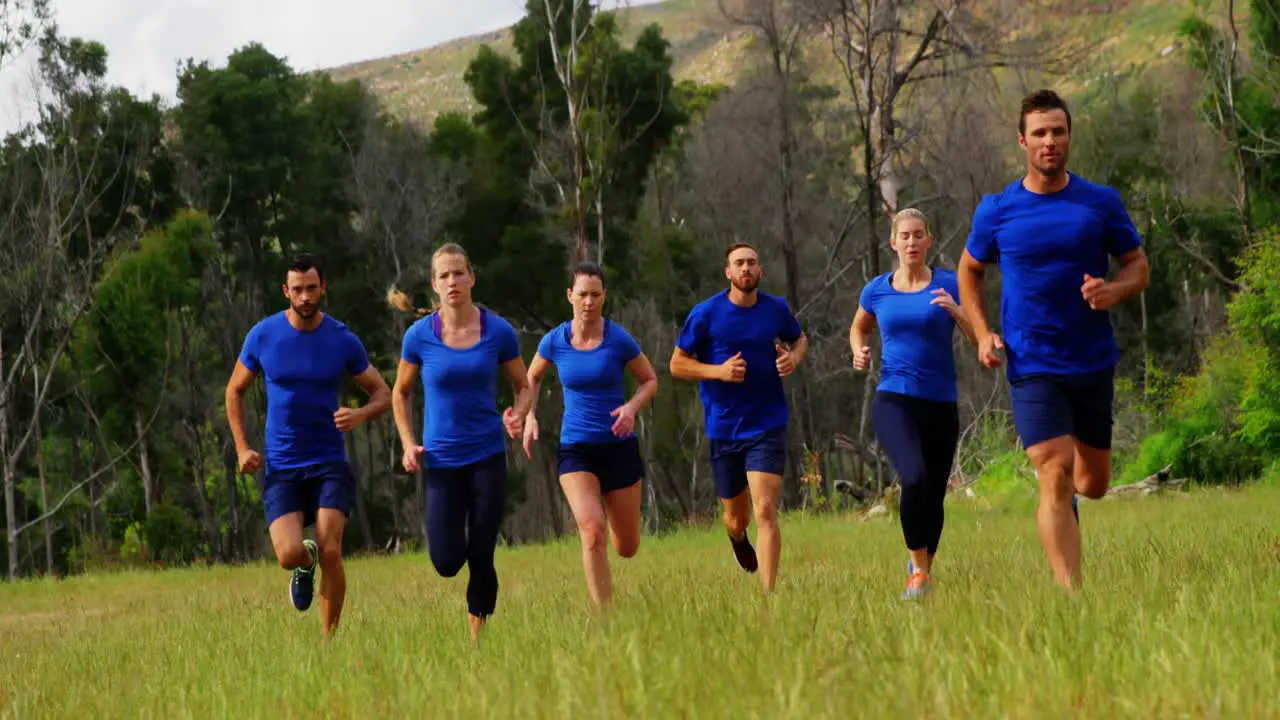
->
[1073,442,1111,499]
[722,489,756,573]
[746,472,782,592]
[268,512,318,614]
[268,512,309,569]
[1027,436,1080,590]
[315,509,347,641]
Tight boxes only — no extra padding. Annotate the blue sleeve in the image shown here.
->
[776,299,802,343]
[943,271,961,306]
[858,277,878,315]
[615,324,642,364]
[1101,187,1142,257]
[496,319,521,364]
[400,321,422,366]
[535,329,556,364]
[344,330,371,375]
[965,196,999,264]
[237,324,261,373]
[675,304,707,356]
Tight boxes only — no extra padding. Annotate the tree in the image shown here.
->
[1180,0,1280,237]
[0,0,50,68]
[0,34,160,578]
[458,0,685,320]
[75,213,211,518]
[805,0,1061,275]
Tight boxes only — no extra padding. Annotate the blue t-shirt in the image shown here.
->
[536,320,643,446]
[237,312,371,474]
[675,290,803,441]
[858,268,961,403]
[400,308,522,468]
[965,173,1142,381]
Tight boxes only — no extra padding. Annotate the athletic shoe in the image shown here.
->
[728,531,758,573]
[291,539,318,611]
[902,571,930,600]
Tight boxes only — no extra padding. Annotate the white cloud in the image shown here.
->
[0,0,538,132]
[0,0,663,133]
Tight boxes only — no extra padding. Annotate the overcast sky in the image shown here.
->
[0,0,655,133]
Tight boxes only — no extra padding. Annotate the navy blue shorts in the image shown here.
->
[558,437,645,494]
[1010,368,1115,450]
[262,460,355,528]
[709,426,787,500]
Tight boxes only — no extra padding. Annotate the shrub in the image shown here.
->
[1121,228,1280,485]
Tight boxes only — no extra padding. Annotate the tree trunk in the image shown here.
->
[1224,0,1253,243]
[542,448,565,538]
[222,439,242,561]
[345,404,373,550]
[182,319,220,561]
[4,457,16,580]
[595,192,607,266]
[76,435,95,551]
[362,415,377,548]
[1141,211,1152,396]
[135,411,154,516]
[1,330,17,580]
[573,127,589,262]
[36,391,51,574]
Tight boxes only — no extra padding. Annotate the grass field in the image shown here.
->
[3,486,1279,718]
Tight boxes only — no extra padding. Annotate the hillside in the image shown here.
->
[324,0,746,125]
[322,0,1203,129]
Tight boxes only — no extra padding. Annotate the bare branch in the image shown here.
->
[16,361,168,536]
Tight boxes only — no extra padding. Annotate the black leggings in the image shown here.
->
[424,452,508,618]
[871,391,960,556]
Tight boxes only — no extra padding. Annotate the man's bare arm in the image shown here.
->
[669,347,731,382]
[224,361,257,454]
[351,365,392,422]
[957,250,992,340]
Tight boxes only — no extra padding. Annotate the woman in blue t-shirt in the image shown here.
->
[389,242,533,646]
[850,208,977,599]
[522,261,659,612]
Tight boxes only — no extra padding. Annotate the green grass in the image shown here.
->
[5,486,1280,717]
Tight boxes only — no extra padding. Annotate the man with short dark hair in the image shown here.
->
[226,254,391,640]
[669,243,808,593]
[958,89,1150,590]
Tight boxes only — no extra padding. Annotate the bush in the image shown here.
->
[120,523,145,566]
[958,411,1035,496]
[1121,228,1280,485]
[141,504,203,566]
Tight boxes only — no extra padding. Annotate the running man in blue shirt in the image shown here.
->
[225,254,392,642]
[957,89,1150,590]
[390,243,532,647]
[522,261,660,612]
[850,208,977,600]
[670,243,808,593]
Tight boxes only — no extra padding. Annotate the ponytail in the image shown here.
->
[386,286,431,318]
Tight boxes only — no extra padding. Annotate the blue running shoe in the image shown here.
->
[290,539,318,611]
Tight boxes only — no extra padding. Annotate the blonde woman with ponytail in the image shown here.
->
[388,243,532,647]
[850,208,976,600]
